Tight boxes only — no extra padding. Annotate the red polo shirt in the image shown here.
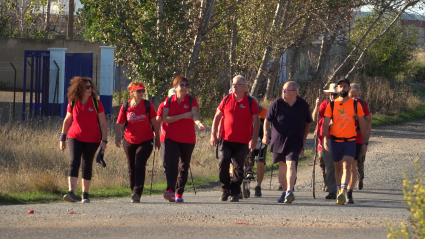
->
[117,100,157,144]
[163,94,198,144]
[67,96,105,143]
[157,101,166,143]
[218,93,259,144]
[356,99,370,144]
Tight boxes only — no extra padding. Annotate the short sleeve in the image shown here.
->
[97,100,105,113]
[66,102,72,113]
[324,103,332,118]
[191,97,199,111]
[251,99,260,115]
[217,97,227,112]
[149,102,157,119]
[305,102,312,123]
[163,96,171,109]
[319,101,328,118]
[157,102,165,118]
[116,104,126,124]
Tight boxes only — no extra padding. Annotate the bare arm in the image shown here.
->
[322,116,331,152]
[150,117,161,151]
[249,114,260,152]
[210,110,223,146]
[60,112,73,151]
[115,123,122,148]
[262,119,272,145]
[163,108,193,123]
[312,98,322,122]
[192,106,206,131]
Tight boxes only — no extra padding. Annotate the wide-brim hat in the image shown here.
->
[323,83,338,94]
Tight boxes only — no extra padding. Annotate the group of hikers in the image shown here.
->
[59,74,370,205]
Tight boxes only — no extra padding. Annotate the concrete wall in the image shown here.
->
[0,37,105,90]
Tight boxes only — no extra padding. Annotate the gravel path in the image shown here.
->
[1,119,424,238]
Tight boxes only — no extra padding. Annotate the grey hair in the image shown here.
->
[233,75,247,84]
[284,81,299,93]
[350,83,360,92]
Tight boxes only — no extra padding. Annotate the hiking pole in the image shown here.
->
[189,166,197,195]
[312,88,321,199]
[149,137,156,196]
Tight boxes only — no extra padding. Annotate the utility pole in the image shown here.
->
[67,0,74,40]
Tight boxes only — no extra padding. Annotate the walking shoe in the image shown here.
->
[347,190,354,204]
[63,191,76,202]
[254,186,262,197]
[336,190,346,205]
[220,190,230,201]
[325,193,336,199]
[358,180,363,190]
[284,191,295,204]
[230,195,240,202]
[277,192,286,203]
[238,192,243,199]
[131,193,140,203]
[277,185,283,191]
[81,192,90,203]
[176,198,184,203]
[163,191,175,202]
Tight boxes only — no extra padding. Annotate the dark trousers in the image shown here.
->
[68,138,100,180]
[123,138,153,197]
[163,138,195,195]
[358,153,366,181]
[219,140,249,196]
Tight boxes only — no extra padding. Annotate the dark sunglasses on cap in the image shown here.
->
[135,89,145,93]
[179,83,189,88]
[85,85,93,89]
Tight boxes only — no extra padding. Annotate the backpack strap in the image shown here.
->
[92,97,99,114]
[120,101,130,139]
[247,95,253,115]
[189,95,193,111]
[330,101,334,121]
[71,101,76,113]
[353,99,358,121]
[144,99,150,119]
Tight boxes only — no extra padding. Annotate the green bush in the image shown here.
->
[398,61,425,84]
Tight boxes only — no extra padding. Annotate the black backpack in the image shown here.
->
[120,99,152,139]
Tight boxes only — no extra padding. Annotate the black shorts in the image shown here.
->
[272,144,301,164]
[354,143,363,161]
[252,145,268,165]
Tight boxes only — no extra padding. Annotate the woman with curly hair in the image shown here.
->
[60,76,108,203]
[115,80,160,203]
[162,75,206,203]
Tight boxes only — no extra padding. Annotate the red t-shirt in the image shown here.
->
[163,94,199,144]
[117,100,157,144]
[67,96,105,143]
[157,101,166,143]
[316,100,329,151]
[356,99,370,144]
[218,93,260,144]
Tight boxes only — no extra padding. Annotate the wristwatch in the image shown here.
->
[102,139,108,144]
[364,142,368,146]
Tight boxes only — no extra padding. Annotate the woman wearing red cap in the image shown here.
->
[60,76,108,203]
[162,75,206,203]
[115,81,160,203]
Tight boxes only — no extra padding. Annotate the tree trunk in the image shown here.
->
[186,0,216,79]
[265,49,285,100]
[152,0,164,108]
[67,0,74,40]
[226,14,238,95]
[44,0,51,39]
[249,0,285,97]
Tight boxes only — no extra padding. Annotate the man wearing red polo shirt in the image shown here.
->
[211,75,260,202]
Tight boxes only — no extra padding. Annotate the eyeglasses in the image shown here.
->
[232,84,246,87]
[179,83,189,88]
[85,85,92,89]
[134,89,145,93]
[282,89,296,93]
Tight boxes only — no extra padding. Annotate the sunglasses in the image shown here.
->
[85,85,92,89]
[179,83,189,88]
[134,89,145,93]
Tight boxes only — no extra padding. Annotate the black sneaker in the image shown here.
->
[81,192,90,203]
[220,190,230,201]
[131,193,140,203]
[325,193,336,199]
[230,195,240,202]
[63,191,76,202]
[277,192,286,203]
[254,186,262,197]
[347,190,354,204]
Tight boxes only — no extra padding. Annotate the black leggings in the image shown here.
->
[68,138,100,180]
[123,138,153,197]
[163,138,195,195]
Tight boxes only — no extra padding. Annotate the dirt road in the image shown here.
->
[1,119,424,238]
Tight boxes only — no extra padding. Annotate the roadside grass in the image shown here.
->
[371,103,425,127]
[0,175,219,205]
